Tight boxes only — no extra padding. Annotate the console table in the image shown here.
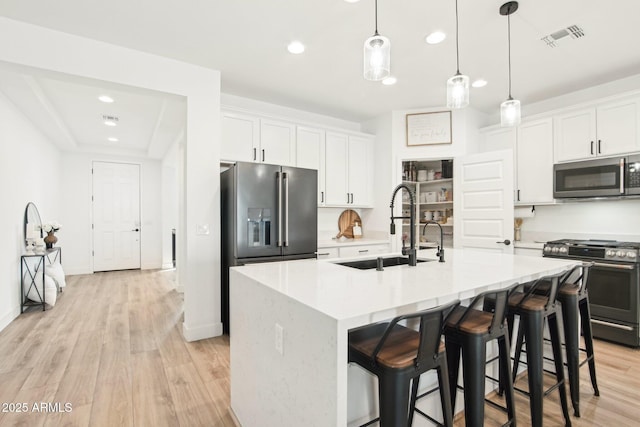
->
[21,247,62,313]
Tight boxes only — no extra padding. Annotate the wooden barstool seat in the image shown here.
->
[443,285,519,427]
[349,300,460,427]
[507,271,573,427]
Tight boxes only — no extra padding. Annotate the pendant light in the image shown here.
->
[363,0,390,81]
[500,1,520,127]
[446,0,469,109]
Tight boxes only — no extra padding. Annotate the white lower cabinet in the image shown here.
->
[339,244,389,258]
[316,247,339,259]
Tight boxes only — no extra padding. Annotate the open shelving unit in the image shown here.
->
[401,159,454,249]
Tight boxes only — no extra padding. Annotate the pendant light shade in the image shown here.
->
[364,34,391,81]
[500,1,520,127]
[446,0,469,109]
[363,0,390,81]
[501,98,521,127]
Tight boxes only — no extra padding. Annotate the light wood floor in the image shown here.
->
[0,269,638,426]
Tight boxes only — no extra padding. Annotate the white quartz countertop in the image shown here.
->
[230,248,578,324]
[514,241,545,250]
[317,237,390,248]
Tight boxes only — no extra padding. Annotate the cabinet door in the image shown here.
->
[260,119,296,166]
[516,118,554,204]
[296,126,326,205]
[324,132,349,205]
[347,136,372,207]
[554,108,597,162]
[597,98,640,156]
[221,111,259,162]
[479,126,516,152]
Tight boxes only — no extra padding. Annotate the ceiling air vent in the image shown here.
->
[541,25,585,48]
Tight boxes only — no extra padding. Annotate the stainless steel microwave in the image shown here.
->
[553,155,640,198]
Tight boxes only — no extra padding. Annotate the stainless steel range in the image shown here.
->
[543,239,640,347]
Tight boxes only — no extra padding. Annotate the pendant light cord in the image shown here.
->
[374,0,379,36]
[455,0,460,74]
[507,9,512,99]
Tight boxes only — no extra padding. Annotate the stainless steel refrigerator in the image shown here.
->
[221,162,317,333]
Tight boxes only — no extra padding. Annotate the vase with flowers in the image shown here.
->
[42,221,62,249]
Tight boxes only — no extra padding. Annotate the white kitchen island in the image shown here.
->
[229,249,578,427]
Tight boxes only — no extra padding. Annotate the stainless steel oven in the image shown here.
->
[544,239,640,347]
[553,154,640,198]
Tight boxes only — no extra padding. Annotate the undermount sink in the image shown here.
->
[336,256,431,270]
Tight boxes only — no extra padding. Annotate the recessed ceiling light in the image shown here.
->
[287,41,305,54]
[425,31,446,44]
[107,137,119,142]
[98,95,114,103]
[344,0,361,3]
[382,76,397,85]
[472,79,488,88]
[104,120,117,127]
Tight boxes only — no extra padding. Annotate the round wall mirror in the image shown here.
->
[23,202,43,245]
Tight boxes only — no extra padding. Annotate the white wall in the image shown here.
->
[0,17,221,341]
[363,106,486,251]
[221,93,361,132]
[520,199,640,243]
[0,91,61,331]
[60,153,163,275]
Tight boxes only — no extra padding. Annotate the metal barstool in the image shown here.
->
[444,286,518,427]
[508,271,573,427]
[348,300,460,427]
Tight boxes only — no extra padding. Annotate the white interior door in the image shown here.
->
[93,161,141,271]
[454,150,514,253]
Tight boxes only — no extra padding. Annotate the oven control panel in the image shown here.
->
[605,249,638,262]
[543,242,638,262]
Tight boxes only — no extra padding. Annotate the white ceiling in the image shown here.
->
[1,0,639,127]
[0,61,186,159]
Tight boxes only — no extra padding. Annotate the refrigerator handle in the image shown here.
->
[284,172,289,246]
[277,171,283,247]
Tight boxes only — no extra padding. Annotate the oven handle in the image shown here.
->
[591,319,634,331]
[591,262,636,270]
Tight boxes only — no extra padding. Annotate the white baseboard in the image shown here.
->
[0,305,20,334]
[182,320,223,342]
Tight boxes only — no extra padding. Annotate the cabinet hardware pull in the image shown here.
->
[262,149,265,162]
[317,252,330,256]
[598,139,601,154]
[517,189,520,201]
[350,193,354,204]
[346,193,350,203]
[321,191,324,203]
[358,249,369,253]
[590,141,594,155]
[253,148,257,161]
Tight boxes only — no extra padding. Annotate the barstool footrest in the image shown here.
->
[414,407,446,427]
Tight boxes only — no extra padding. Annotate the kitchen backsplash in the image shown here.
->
[519,198,640,243]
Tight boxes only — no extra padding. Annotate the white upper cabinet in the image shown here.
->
[324,132,349,206]
[516,118,554,204]
[324,132,373,207]
[221,111,259,163]
[478,119,554,204]
[296,126,326,205]
[347,135,371,207]
[221,110,296,166]
[259,119,296,166]
[554,97,640,162]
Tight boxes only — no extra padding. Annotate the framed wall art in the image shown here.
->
[406,111,452,146]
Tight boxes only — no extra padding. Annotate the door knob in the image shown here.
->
[132,228,140,232]
[496,239,511,246]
